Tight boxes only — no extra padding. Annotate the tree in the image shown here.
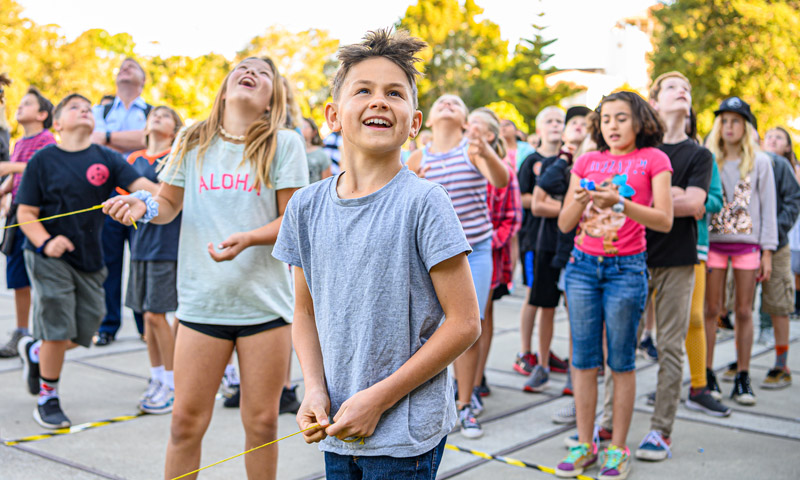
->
[649,0,800,136]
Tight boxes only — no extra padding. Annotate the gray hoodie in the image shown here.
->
[709,151,778,251]
[765,152,800,249]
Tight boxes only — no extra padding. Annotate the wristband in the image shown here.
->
[105,131,112,145]
[130,190,159,223]
[36,236,54,257]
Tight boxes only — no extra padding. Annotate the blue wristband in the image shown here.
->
[130,190,159,223]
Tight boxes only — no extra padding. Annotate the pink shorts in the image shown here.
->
[707,250,761,270]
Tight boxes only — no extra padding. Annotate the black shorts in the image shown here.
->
[529,250,562,308]
[179,318,289,342]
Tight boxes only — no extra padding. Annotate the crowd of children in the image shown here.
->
[0,28,797,480]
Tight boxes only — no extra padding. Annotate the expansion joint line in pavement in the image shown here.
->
[2,413,145,446]
[445,443,598,480]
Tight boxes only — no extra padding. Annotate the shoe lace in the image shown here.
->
[602,445,629,468]
[564,443,592,463]
[740,374,754,394]
[639,430,672,458]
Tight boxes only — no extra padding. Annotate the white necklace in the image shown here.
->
[219,126,245,142]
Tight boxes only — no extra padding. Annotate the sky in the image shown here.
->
[17,0,659,70]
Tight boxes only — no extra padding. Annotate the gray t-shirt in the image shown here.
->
[306,147,332,184]
[273,167,471,457]
[159,130,308,324]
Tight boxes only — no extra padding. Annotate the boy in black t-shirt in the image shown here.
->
[15,94,156,429]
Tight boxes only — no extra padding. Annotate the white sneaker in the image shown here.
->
[139,378,161,406]
[141,383,174,414]
[552,401,576,425]
[220,368,240,397]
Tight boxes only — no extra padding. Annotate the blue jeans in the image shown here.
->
[98,216,144,336]
[324,436,447,480]
[565,249,647,373]
[468,237,493,320]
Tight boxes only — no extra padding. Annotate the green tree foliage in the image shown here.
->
[649,0,800,136]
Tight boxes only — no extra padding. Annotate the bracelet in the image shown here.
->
[105,131,112,145]
[36,236,54,257]
[130,190,159,223]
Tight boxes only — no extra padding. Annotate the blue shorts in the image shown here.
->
[468,237,493,320]
[564,249,647,373]
[521,250,534,287]
[324,436,446,480]
[6,231,30,289]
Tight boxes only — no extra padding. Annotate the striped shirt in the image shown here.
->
[9,129,56,200]
[421,139,492,246]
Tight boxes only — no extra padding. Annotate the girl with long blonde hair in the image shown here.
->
[105,56,309,479]
[704,96,777,406]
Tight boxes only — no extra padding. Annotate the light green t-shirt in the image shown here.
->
[159,130,309,325]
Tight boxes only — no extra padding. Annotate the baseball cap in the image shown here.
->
[565,106,592,124]
[714,97,756,129]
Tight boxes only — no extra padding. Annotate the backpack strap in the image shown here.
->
[102,101,153,120]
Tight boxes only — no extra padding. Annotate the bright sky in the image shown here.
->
[17,0,658,69]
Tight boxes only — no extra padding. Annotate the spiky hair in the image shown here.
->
[331,28,426,109]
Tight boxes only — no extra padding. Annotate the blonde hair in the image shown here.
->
[468,107,507,159]
[282,77,302,129]
[429,94,469,123]
[706,114,760,180]
[164,57,286,190]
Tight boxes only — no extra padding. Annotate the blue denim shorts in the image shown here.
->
[324,436,447,480]
[565,248,647,373]
[468,237,493,319]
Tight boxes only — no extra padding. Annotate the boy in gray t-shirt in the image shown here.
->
[273,29,481,477]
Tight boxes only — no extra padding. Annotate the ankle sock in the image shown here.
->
[38,376,59,405]
[163,370,174,390]
[775,345,789,370]
[29,340,42,363]
[151,365,165,384]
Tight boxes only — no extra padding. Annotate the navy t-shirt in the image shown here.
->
[16,144,140,272]
[126,150,181,261]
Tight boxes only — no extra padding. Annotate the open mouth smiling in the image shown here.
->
[239,76,256,88]
[363,117,393,129]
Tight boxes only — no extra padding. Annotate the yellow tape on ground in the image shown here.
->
[3,413,144,446]
[445,443,598,480]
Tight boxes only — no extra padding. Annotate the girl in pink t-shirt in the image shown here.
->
[555,91,673,479]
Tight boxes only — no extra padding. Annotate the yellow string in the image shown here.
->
[3,204,137,230]
[170,424,322,480]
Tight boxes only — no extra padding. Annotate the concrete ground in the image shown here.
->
[1,255,799,479]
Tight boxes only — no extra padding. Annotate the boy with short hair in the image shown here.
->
[273,29,481,478]
[0,87,56,358]
[15,93,156,428]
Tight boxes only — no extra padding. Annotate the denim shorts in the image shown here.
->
[565,248,647,373]
[468,237,493,319]
[324,436,447,480]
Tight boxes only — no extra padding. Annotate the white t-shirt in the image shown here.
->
[160,130,309,325]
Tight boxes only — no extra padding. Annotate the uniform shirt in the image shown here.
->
[92,96,149,156]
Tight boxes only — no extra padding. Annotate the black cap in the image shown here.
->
[714,97,756,129]
[565,106,591,124]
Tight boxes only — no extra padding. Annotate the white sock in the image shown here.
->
[224,364,239,384]
[151,365,165,384]
[30,340,42,363]
[164,370,174,390]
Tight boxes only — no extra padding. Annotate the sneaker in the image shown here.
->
[0,329,25,358]
[549,352,569,374]
[706,368,722,401]
[17,336,39,396]
[556,442,597,477]
[720,361,737,382]
[476,375,491,397]
[139,378,161,406]
[523,365,550,393]
[686,388,732,417]
[599,445,631,479]
[638,335,658,362]
[718,311,734,330]
[757,327,775,346]
[223,386,240,408]
[140,383,174,414]
[565,426,612,449]
[562,368,573,396]
[280,385,302,414]
[635,430,672,461]
[761,368,792,390]
[458,405,483,439]
[93,331,114,347]
[513,352,537,376]
[220,368,240,397]
[731,371,756,406]
[33,397,71,429]
[470,388,484,416]
[645,391,656,406]
[552,401,576,425]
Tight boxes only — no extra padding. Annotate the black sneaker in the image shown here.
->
[476,375,491,397]
[34,397,71,429]
[731,371,756,406]
[645,391,656,406]
[17,336,40,396]
[718,312,734,330]
[686,388,732,417]
[706,368,722,401]
[223,386,240,408]
[93,332,114,346]
[279,385,301,414]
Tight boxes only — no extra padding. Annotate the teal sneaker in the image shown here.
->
[556,442,597,477]
[599,445,631,479]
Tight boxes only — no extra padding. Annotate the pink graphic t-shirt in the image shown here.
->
[571,147,672,257]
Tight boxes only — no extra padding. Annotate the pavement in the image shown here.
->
[1,255,799,479]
